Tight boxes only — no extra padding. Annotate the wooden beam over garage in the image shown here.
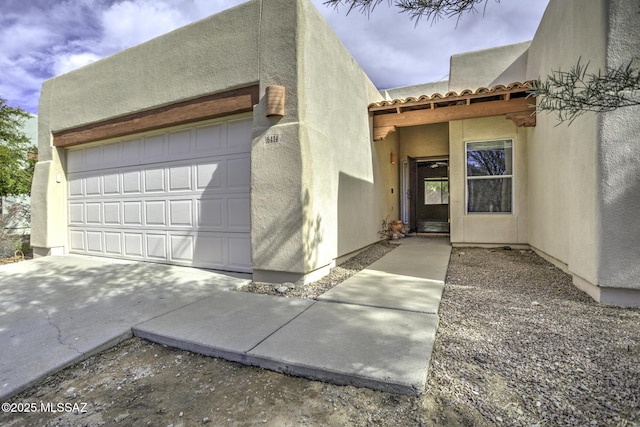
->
[53,85,260,148]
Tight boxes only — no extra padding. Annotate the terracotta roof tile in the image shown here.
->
[369,80,536,109]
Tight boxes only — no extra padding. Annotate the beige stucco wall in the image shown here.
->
[525,0,607,291]
[382,81,449,100]
[597,0,640,295]
[449,42,530,92]
[398,123,449,161]
[449,116,528,245]
[33,0,387,283]
[295,0,387,275]
[250,0,305,280]
[32,0,262,256]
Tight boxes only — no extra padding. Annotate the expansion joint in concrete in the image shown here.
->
[246,301,318,353]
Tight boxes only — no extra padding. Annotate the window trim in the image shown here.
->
[465,138,514,215]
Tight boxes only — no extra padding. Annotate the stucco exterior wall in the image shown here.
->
[33,0,386,283]
[597,0,640,295]
[295,0,386,275]
[32,1,262,257]
[449,42,530,92]
[382,81,449,100]
[398,123,449,161]
[449,116,528,245]
[525,0,607,290]
[250,0,306,280]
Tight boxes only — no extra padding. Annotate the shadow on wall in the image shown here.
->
[251,189,323,274]
[337,172,378,258]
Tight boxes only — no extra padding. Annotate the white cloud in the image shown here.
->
[99,0,189,51]
[53,52,102,75]
[0,0,549,113]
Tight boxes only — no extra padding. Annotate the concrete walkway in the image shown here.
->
[0,237,451,400]
[0,256,250,402]
[134,237,451,395]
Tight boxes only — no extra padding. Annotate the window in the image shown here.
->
[424,179,449,205]
[466,139,513,213]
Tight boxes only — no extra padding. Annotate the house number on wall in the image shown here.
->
[265,133,281,145]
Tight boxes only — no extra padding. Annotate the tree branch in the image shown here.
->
[323,0,493,22]
[530,58,640,124]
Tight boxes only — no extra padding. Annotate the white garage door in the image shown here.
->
[66,116,252,273]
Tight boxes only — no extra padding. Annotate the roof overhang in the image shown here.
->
[369,81,536,141]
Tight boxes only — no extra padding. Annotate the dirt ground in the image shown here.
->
[1,244,639,427]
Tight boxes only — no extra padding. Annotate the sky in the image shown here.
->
[0,0,550,114]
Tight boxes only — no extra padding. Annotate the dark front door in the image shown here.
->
[409,159,450,233]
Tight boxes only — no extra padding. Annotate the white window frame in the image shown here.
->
[465,139,514,214]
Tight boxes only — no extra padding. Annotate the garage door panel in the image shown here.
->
[86,231,103,253]
[103,173,120,194]
[196,161,225,190]
[102,142,120,166]
[123,202,143,226]
[146,234,167,260]
[68,117,251,272]
[103,202,121,225]
[67,150,84,173]
[169,200,193,227]
[124,233,144,258]
[123,171,142,194]
[70,230,85,251]
[197,198,225,228]
[169,165,192,191]
[85,146,102,171]
[86,203,101,224]
[144,169,165,193]
[227,118,253,152]
[85,176,101,196]
[196,123,225,154]
[144,201,166,226]
[69,203,84,224]
[227,157,250,189]
[104,232,123,256]
[228,235,251,271]
[169,129,192,156]
[228,198,250,230]
[143,134,166,163]
[191,234,225,268]
[122,139,142,166]
[170,234,194,263]
[69,177,83,196]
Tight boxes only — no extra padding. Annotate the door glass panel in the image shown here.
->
[424,179,449,205]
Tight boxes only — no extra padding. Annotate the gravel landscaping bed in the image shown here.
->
[2,241,638,426]
[239,241,398,299]
[433,247,640,426]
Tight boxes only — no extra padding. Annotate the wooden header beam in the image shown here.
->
[372,97,535,140]
[53,85,260,148]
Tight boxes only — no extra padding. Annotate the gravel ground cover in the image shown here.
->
[239,241,398,298]
[2,241,638,426]
[432,247,639,426]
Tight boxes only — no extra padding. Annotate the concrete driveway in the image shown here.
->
[0,255,250,401]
